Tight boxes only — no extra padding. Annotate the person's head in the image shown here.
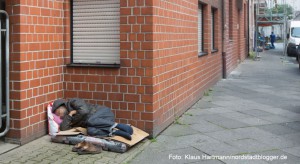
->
[52,99,68,119]
[271,32,274,34]
[54,105,68,119]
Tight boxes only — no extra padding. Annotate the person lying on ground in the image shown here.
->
[52,98,133,140]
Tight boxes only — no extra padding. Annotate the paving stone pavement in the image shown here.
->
[0,135,150,164]
[130,43,300,164]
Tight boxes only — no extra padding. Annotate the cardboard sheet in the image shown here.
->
[56,126,149,147]
[109,126,149,146]
[56,127,87,136]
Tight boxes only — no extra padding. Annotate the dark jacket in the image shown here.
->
[57,98,116,136]
[270,34,276,42]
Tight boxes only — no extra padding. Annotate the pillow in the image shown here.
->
[53,113,63,124]
[47,102,62,136]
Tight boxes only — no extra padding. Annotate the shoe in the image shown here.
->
[77,142,102,155]
[72,141,87,152]
[113,130,132,140]
[116,124,133,135]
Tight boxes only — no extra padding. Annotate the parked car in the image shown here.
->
[298,45,300,69]
[286,21,300,61]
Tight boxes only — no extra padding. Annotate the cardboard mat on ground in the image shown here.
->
[56,126,149,147]
[56,127,87,136]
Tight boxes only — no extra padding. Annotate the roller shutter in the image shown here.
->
[211,9,214,50]
[72,0,120,64]
[198,4,202,53]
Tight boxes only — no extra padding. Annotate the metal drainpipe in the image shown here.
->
[0,10,10,137]
[222,0,227,79]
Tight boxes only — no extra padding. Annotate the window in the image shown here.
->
[198,3,204,55]
[211,8,216,51]
[244,3,247,38]
[71,0,120,65]
[291,27,300,37]
[229,0,233,40]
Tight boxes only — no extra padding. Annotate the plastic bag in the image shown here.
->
[47,102,60,136]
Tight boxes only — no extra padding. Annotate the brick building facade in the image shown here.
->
[1,0,248,144]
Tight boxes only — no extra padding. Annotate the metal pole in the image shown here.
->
[281,0,286,59]
[256,0,259,58]
[0,10,9,137]
[283,0,287,58]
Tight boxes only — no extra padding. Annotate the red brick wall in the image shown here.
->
[63,0,155,132]
[5,0,249,143]
[151,0,223,135]
[223,0,248,77]
[6,0,65,144]
[63,0,224,136]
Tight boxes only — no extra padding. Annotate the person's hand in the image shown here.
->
[69,110,77,117]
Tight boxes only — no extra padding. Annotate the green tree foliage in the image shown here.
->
[272,4,294,19]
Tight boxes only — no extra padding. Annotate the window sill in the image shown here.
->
[211,49,218,53]
[67,63,121,68]
[198,52,208,57]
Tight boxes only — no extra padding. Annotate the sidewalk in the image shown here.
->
[130,45,300,164]
[1,44,300,164]
[0,135,150,164]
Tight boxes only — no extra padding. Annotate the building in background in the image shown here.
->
[249,0,291,50]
